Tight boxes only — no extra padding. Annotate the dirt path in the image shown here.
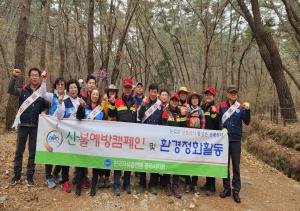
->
[0,132,299,211]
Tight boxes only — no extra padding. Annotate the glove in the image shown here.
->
[243,102,250,110]
[222,128,228,134]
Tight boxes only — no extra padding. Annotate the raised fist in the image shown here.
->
[12,69,21,77]
[109,95,115,103]
[142,96,149,106]
[58,94,64,105]
[78,97,86,107]
[243,102,250,110]
[41,69,48,80]
[180,106,188,116]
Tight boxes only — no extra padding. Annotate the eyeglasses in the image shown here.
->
[56,83,65,87]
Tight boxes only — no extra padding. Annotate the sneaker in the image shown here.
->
[124,185,132,194]
[98,176,105,188]
[114,187,121,196]
[150,186,158,195]
[47,178,57,189]
[10,176,20,186]
[103,177,110,188]
[62,181,72,193]
[26,179,35,187]
[172,184,182,199]
[165,184,172,196]
[81,176,90,189]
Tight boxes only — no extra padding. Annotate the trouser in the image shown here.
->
[45,164,54,180]
[53,165,62,176]
[185,176,198,186]
[60,166,70,183]
[205,177,216,190]
[74,167,85,190]
[223,140,241,193]
[161,174,179,186]
[99,169,110,177]
[139,173,159,188]
[113,170,131,189]
[90,169,107,189]
[13,126,37,180]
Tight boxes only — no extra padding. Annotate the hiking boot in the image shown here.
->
[90,186,96,197]
[205,186,215,196]
[185,184,191,193]
[172,184,182,199]
[81,176,90,189]
[10,176,20,186]
[75,186,81,197]
[150,186,158,195]
[125,185,132,194]
[219,189,231,198]
[233,191,241,203]
[114,187,121,196]
[26,178,35,187]
[47,178,57,189]
[165,184,172,196]
[193,185,199,194]
[62,181,72,193]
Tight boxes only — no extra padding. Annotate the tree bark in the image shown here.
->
[58,0,65,77]
[110,0,139,84]
[6,0,32,130]
[236,0,298,122]
[39,0,51,70]
[87,0,95,75]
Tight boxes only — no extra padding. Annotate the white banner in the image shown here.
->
[35,115,229,177]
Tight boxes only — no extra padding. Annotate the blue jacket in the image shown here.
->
[63,98,77,118]
[8,77,46,126]
[134,94,144,106]
[138,98,163,125]
[220,101,251,141]
[49,94,59,116]
[77,104,105,120]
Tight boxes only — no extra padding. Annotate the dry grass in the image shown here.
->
[244,132,300,181]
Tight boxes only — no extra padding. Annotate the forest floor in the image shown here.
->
[0,130,300,211]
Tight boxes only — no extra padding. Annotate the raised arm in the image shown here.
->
[7,69,22,96]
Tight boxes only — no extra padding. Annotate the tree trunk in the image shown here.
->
[236,0,298,122]
[39,0,51,70]
[110,0,139,84]
[58,0,65,77]
[5,0,32,130]
[87,0,94,75]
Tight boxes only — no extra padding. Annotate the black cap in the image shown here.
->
[227,85,238,93]
[136,82,143,87]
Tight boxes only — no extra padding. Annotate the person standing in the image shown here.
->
[8,68,47,187]
[161,92,187,199]
[185,92,205,194]
[108,78,138,196]
[137,83,163,195]
[41,76,67,188]
[56,79,83,193]
[219,85,251,203]
[76,89,106,196]
[201,87,220,196]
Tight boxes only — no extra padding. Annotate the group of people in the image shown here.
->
[8,67,250,203]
